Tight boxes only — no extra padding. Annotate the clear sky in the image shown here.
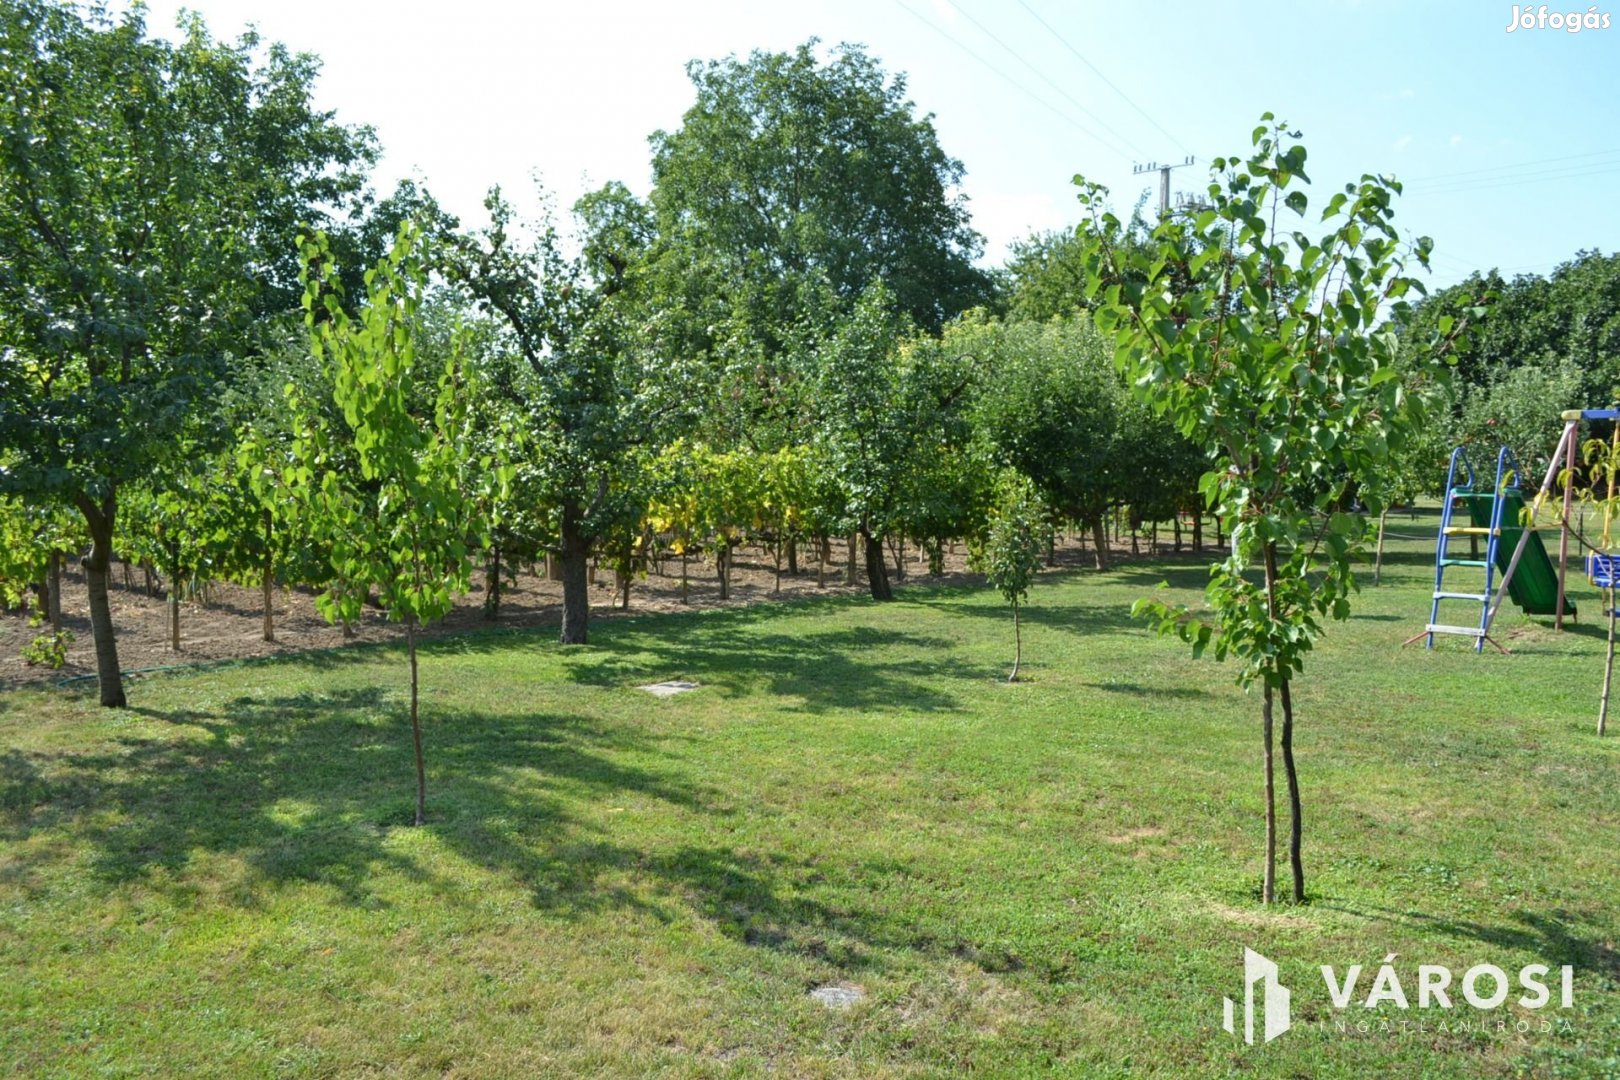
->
[128,0,1619,290]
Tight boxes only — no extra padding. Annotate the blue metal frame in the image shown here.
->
[1426,445,1517,652]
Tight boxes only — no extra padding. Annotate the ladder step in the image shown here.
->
[1442,527,1497,536]
[1440,559,1490,567]
[1433,591,1487,601]
[1427,624,1487,637]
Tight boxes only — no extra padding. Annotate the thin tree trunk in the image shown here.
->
[681,548,689,602]
[1174,515,1182,553]
[74,492,125,708]
[787,536,798,576]
[716,545,730,601]
[1373,509,1388,586]
[1262,685,1277,905]
[1601,596,1615,736]
[1010,600,1021,682]
[1193,508,1203,552]
[559,501,590,644]
[1280,679,1305,903]
[1260,540,1282,905]
[1046,531,1056,568]
[846,533,858,586]
[773,540,783,595]
[863,528,893,601]
[407,614,426,826]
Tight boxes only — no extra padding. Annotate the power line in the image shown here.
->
[935,0,1149,160]
[1404,147,1620,185]
[1012,0,1190,157]
[1407,161,1620,197]
[889,0,1135,161]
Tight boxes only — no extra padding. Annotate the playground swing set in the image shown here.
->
[1405,408,1620,734]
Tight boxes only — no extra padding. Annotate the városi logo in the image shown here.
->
[1223,949,1576,1045]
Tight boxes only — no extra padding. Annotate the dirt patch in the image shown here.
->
[1103,826,1165,844]
[1,528,1205,690]
[1208,901,1315,929]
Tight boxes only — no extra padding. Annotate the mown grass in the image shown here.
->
[2,507,1617,1077]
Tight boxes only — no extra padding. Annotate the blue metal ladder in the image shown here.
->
[1425,446,1515,651]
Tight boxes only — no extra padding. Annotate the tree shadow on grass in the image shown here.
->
[906,591,1150,640]
[1084,681,1210,700]
[430,600,1008,714]
[1319,902,1620,979]
[0,683,936,977]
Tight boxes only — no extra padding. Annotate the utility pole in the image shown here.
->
[1133,155,1197,218]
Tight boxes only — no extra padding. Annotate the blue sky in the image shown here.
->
[131,0,1619,290]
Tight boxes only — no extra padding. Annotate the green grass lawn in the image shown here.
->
[3,511,1618,1077]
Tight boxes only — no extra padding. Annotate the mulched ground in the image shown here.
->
[1,528,1196,690]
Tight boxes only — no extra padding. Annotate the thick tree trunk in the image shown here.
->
[1193,508,1203,553]
[1089,514,1109,571]
[863,528,893,601]
[168,537,181,652]
[261,511,276,642]
[559,502,590,644]
[484,545,502,620]
[845,533,858,586]
[75,493,125,708]
[1280,679,1305,903]
[717,545,730,601]
[407,614,426,826]
[47,551,63,634]
[1262,685,1277,905]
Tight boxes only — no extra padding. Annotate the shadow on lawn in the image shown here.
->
[1323,902,1620,979]
[0,683,934,976]
[437,600,1007,713]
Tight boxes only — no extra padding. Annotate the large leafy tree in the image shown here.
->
[966,314,1142,569]
[648,40,991,460]
[651,41,990,335]
[446,186,670,644]
[1402,251,1620,401]
[1077,117,1458,904]
[0,3,374,706]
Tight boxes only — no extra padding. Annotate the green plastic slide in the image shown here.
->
[1460,491,1575,617]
